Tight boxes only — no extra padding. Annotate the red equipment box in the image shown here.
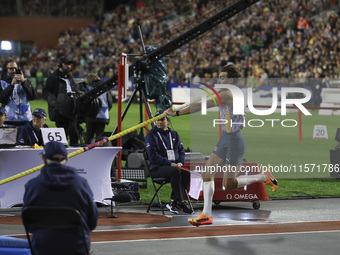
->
[185,162,269,209]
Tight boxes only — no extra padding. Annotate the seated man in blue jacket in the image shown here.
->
[0,107,8,127]
[17,108,48,146]
[23,141,99,255]
[145,110,192,214]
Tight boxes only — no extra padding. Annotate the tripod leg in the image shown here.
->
[107,199,118,218]
[141,86,153,119]
[111,88,139,136]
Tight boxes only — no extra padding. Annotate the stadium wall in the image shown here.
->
[0,17,94,49]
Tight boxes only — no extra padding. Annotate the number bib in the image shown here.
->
[41,128,68,145]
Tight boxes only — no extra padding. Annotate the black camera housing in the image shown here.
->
[16,67,22,74]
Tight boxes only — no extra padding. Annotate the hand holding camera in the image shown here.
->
[12,67,24,85]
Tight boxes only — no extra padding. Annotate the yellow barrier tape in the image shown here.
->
[0,112,167,186]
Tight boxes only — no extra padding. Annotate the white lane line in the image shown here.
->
[92,219,340,233]
[92,230,340,244]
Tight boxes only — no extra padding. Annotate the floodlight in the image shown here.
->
[1,41,12,50]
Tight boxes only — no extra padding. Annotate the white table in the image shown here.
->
[0,147,121,208]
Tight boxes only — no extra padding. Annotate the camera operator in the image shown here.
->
[0,58,37,127]
[43,56,81,146]
[84,73,113,144]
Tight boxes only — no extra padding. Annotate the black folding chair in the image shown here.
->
[21,206,90,255]
[143,150,193,215]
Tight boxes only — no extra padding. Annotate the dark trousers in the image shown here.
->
[56,119,79,146]
[85,122,105,144]
[151,166,190,202]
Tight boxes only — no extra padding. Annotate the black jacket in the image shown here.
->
[43,69,79,121]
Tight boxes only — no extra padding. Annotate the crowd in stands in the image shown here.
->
[0,0,102,18]
[1,0,340,88]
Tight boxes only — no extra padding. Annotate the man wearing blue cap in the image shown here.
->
[0,107,8,128]
[17,108,49,146]
[23,141,98,255]
[145,110,192,214]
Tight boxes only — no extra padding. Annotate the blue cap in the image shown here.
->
[155,110,169,119]
[32,108,47,118]
[0,107,6,115]
[42,141,67,160]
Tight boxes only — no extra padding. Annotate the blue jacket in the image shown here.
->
[0,79,36,124]
[17,121,48,146]
[145,126,185,171]
[23,163,99,255]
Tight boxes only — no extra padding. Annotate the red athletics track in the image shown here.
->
[3,199,340,254]
[10,220,340,243]
[90,221,340,242]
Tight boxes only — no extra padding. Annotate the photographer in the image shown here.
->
[43,56,81,146]
[0,58,37,127]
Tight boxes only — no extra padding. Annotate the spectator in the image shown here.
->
[17,108,48,146]
[23,141,99,255]
[84,73,113,144]
[297,16,310,32]
[0,58,37,127]
[0,107,7,127]
[2,0,340,87]
[43,56,81,146]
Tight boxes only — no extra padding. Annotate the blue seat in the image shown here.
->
[0,235,30,255]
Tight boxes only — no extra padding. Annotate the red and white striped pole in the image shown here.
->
[117,53,127,180]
